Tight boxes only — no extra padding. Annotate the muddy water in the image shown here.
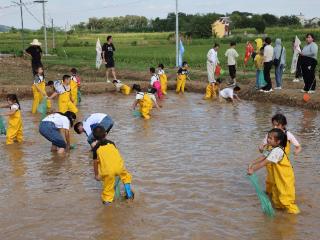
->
[0,93,319,240]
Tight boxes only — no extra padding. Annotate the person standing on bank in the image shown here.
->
[300,33,318,94]
[25,39,43,76]
[273,38,286,90]
[261,37,274,93]
[102,36,117,81]
[207,43,220,90]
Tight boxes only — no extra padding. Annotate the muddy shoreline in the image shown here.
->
[0,80,319,110]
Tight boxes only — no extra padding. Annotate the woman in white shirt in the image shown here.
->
[207,43,220,84]
[261,37,274,92]
[39,111,76,154]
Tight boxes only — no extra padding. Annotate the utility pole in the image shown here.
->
[175,0,179,67]
[34,0,48,55]
[12,0,24,51]
[52,18,55,49]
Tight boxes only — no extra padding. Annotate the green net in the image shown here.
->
[247,173,275,217]
[77,90,82,104]
[70,144,76,150]
[0,116,6,135]
[114,176,121,199]
[133,110,141,118]
[37,98,47,119]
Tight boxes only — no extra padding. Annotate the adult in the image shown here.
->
[39,111,76,154]
[25,39,43,76]
[300,33,318,93]
[273,38,286,90]
[73,113,114,147]
[102,35,117,81]
[261,37,274,92]
[207,43,220,87]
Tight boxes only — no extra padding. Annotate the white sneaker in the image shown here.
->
[308,90,315,94]
[264,89,273,93]
[293,78,300,82]
[300,89,307,93]
[274,87,282,90]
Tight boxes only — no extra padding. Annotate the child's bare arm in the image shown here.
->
[1,109,17,116]
[248,157,268,175]
[93,159,100,180]
[48,92,58,99]
[0,104,10,108]
[132,100,138,110]
[153,99,161,110]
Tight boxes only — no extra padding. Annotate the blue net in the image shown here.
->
[114,176,121,199]
[37,98,47,119]
[247,173,275,217]
[0,116,6,135]
[77,90,82,104]
[132,110,141,117]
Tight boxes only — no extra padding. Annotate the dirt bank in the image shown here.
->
[0,57,319,110]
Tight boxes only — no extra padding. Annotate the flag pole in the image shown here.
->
[175,0,179,67]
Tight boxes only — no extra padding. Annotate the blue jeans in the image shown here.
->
[39,121,66,148]
[275,64,284,87]
[87,116,114,144]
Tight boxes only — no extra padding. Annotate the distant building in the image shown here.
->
[295,13,306,26]
[212,17,231,38]
[309,17,320,25]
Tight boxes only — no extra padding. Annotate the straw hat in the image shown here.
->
[30,39,41,46]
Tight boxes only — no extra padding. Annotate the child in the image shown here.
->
[204,78,221,100]
[132,84,158,120]
[176,61,189,94]
[254,48,265,90]
[70,68,81,105]
[219,86,241,103]
[0,94,23,145]
[147,87,161,109]
[112,79,131,95]
[74,113,114,147]
[92,126,134,205]
[47,75,78,114]
[225,42,239,84]
[39,111,76,154]
[158,64,168,95]
[248,128,300,214]
[150,67,162,99]
[259,113,302,195]
[32,66,51,114]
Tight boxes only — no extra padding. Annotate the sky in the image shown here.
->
[0,0,319,29]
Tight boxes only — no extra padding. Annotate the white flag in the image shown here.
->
[96,38,102,69]
[290,36,301,74]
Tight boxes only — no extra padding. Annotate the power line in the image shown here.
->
[0,1,35,10]
[22,2,42,25]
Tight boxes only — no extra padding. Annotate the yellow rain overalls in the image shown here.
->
[176,74,187,93]
[58,84,78,114]
[121,84,131,95]
[32,77,51,113]
[269,148,300,214]
[6,104,23,145]
[204,83,219,100]
[70,77,78,105]
[138,93,153,120]
[95,141,132,203]
[159,73,168,95]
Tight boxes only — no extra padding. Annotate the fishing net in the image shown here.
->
[132,110,141,118]
[77,90,82,104]
[70,144,76,149]
[114,176,121,199]
[258,71,267,88]
[37,98,47,119]
[0,116,6,135]
[247,173,275,217]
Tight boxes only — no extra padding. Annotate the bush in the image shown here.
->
[254,21,266,34]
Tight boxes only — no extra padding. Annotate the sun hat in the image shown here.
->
[30,39,41,46]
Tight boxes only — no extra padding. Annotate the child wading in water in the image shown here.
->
[158,64,168,95]
[47,75,78,114]
[70,68,81,106]
[204,79,221,100]
[112,79,131,95]
[132,84,159,120]
[32,66,51,114]
[150,67,162,100]
[92,126,134,205]
[0,94,23,144]
[248,128,300,214]
[259,113,302,196]
[176,61,190,94]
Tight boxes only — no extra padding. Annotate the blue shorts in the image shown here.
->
[39,121,67,148]
[87,116,114,144]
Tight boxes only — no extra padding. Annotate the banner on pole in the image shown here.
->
[290,36,301,74]
[178,39,185,67]
[96,38,102,69]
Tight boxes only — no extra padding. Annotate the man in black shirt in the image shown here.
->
[102,35,117,81]
[25,39,43,76]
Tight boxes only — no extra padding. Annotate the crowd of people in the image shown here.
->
[0,33,315,213]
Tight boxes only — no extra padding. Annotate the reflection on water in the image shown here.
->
[0,93,319,239]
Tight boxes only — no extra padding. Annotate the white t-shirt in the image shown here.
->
[150,74,159,86]
[34,75,44,84]
[136,92,144,100]
[225,48,239,65]
[158,69,165,75]
[83,113,107,136]
[147,93,157,103]
[264,45,274,62]
[43,113,70,129]
[113,79,123,91]
[207,49,218,64]
[10,103,19,111]
[262,131,300,147]
[266,147,285,163]
[54,81,70,94]
[219,88,234,99]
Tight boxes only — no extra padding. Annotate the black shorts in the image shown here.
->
[228,65,236,79]
[105,58,115,68]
